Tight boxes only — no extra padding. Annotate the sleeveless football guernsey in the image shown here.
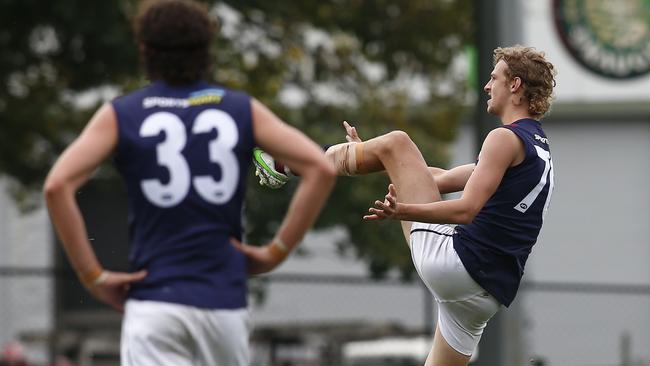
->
[112,80,254,309]
[454,118,555,306]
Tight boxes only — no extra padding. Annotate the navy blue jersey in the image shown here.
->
[453,118,554,307]
[111,80,254,309]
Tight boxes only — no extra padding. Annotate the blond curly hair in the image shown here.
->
[494,46,557,118]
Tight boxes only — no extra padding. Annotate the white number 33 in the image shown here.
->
[139,110,239,207]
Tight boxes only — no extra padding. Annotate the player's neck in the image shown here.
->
[499,107,533,125]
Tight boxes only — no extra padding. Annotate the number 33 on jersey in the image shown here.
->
[140,110,239,207]
[112,83,255,212]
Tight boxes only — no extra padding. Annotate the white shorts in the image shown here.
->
[410,222,500,356]
[121,299,250,366]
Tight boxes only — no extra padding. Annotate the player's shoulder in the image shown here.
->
[480,126,524,163]
[486,125,520,143]
[111,83,157,109]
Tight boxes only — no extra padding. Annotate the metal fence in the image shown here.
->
[0,268,649,366]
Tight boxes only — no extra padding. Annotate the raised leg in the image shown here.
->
[327,132,469,366]
[424,325,471,366]
[325,130,441,242]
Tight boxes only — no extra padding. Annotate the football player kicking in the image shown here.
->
[254,45,556,366]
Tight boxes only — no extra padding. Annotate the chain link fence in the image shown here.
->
[1,268,649,366]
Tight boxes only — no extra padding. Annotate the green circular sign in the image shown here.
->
[553,0,650,79]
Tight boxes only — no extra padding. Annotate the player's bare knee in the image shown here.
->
[378,130,413,156]
[389,130,414,147]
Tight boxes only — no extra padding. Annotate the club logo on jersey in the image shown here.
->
[188,88,225,106]
[143,89,226,109]
[553,0,650,79]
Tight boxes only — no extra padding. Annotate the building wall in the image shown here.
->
[530,120,650,285]
[0,180,53,364]
[250,227,430,331]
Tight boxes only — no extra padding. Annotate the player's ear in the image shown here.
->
[511,77,523,93]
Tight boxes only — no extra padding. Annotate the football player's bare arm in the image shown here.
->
[244,99,336,274]
[44,104,117,281]
[428,164,476,194]
[44,104,146,311]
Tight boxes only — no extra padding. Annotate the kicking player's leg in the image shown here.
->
[331,132,483,366]
[326,130,441,242]
[424,325,471,366]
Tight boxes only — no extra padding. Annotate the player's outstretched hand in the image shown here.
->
[230,238,282,275]
[364,184,400,221]
[343,121,362,143]
[88,270,147,312]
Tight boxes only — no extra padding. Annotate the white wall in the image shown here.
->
[0,181,53,364]
[250,227,429,330]
[530,121,650,284]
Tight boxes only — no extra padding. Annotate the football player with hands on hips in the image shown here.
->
[257,45,556,366]
[43,0,336,365]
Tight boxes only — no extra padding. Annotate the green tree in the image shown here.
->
[0,0,139,198]
[0,0,474,277]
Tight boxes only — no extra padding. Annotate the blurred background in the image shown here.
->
[1,0,649,365]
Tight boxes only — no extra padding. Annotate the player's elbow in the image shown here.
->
[315,158,337,184]
[456,202,481,224]
[435,177,453,195]
[43,174,68,203]
[299,156,336,186]
[456,211,475,225]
